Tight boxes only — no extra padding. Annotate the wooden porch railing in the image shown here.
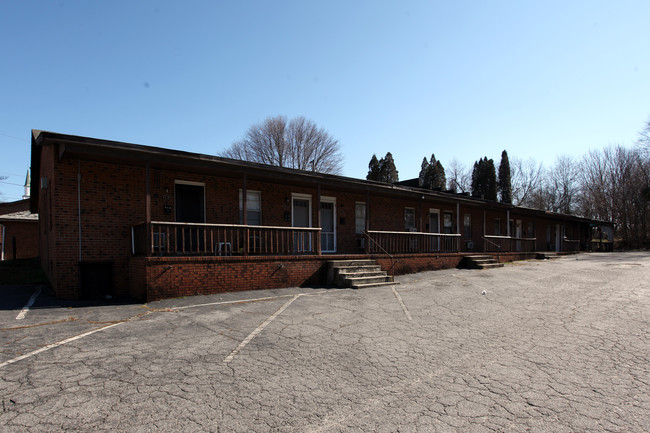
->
[365,230,461,254]
[563,239,580,252]
[132,222,322,256]
[483,235,536,253]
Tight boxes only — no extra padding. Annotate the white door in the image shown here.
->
[320,199,336,253]
[515,220,522,251]
[292,196,312,252]
[555,225,562,252]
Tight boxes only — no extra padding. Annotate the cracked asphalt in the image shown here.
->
[0,251,649,432]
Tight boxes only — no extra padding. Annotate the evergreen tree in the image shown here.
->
[367,154,381,181]
[486,158,497,201]
[471,160,480,197]
[498,150,512,204]
[434,160,446,190]
[471,157,497,200]
[367,152,399,183]
[418,154,446,190]
[380,152,399,183]
[418,157,429,187]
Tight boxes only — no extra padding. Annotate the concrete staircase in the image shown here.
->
[536,252,560,260]
[326,259,398,289]
[464,255,504,270]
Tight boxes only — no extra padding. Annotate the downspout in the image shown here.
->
[78,160,82,262]
[1,224,5,261]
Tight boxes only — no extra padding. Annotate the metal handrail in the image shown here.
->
[363,231,398,280]
[481,236,501,261]
[482,235,502,251]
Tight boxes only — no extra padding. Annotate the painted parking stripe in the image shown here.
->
[392,286,412,321]
[0,321,125,369]
[16,287,42,320]
[170,290,328,311]
[224,294,301,364]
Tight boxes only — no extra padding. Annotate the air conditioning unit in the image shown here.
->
[466,240,474,250]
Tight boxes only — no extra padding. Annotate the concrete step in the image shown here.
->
[333,265,382,273]
[328,259,376,268]
[464,255,502,270]
[337,270,387,279]
[536,252,560,260]
[476,263,504,269]
[353,281,400,289]
[345,275,394,287]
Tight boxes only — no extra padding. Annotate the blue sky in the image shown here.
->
[1,0,649,202]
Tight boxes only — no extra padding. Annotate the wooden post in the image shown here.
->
[316,183,321,255]
[243,173,249,256]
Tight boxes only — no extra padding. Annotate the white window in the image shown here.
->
[355,202,366,234]
[443,212,453,234]
[239,190,261,225]
[464,214,471,238]
[404,208,416,231]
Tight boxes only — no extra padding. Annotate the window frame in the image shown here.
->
[239,189,261,226]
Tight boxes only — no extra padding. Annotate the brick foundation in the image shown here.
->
[130,252,539,302]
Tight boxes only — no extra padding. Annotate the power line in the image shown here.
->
[0,132,28,142]
[0,180,24,187]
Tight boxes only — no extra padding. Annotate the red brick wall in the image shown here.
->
[141,255,327,301]
[378,253,465,276]
[137,253,473,301]
[0,221,38,260]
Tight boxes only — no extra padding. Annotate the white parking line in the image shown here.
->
[392,286,412,321]
[16,287,41,320]
[0,321,127,369]
[223,294,302,364]
[172,290,327,311]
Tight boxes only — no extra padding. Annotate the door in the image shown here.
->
[515,220,522,251]
[320,199,336,253]
[175,182,205,252]
[556,224,562,252]
[292,195,312,252]
[429,210,440,251]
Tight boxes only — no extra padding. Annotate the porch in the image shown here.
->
[130,222,587,257]
[130,222,573,301]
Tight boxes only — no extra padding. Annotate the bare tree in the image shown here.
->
[636,118,650,153]
[549,155,579,214]
[222,115,343,174]
[446,158,471,193]
[510,157,544,207]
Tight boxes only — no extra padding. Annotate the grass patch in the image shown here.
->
[0,258,49,285]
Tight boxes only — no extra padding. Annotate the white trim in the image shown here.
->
[174,180,205,187]
[355,201,367,234]
[174,181,206,223]
[239,189,262,225]
[291,193,312,228]
[404,207,416,230]
[320,196,337,253]
[428,208,440,233]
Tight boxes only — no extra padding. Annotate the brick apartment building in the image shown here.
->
[30,130,608,301]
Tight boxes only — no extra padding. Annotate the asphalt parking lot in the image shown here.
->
[1,252,649,432]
